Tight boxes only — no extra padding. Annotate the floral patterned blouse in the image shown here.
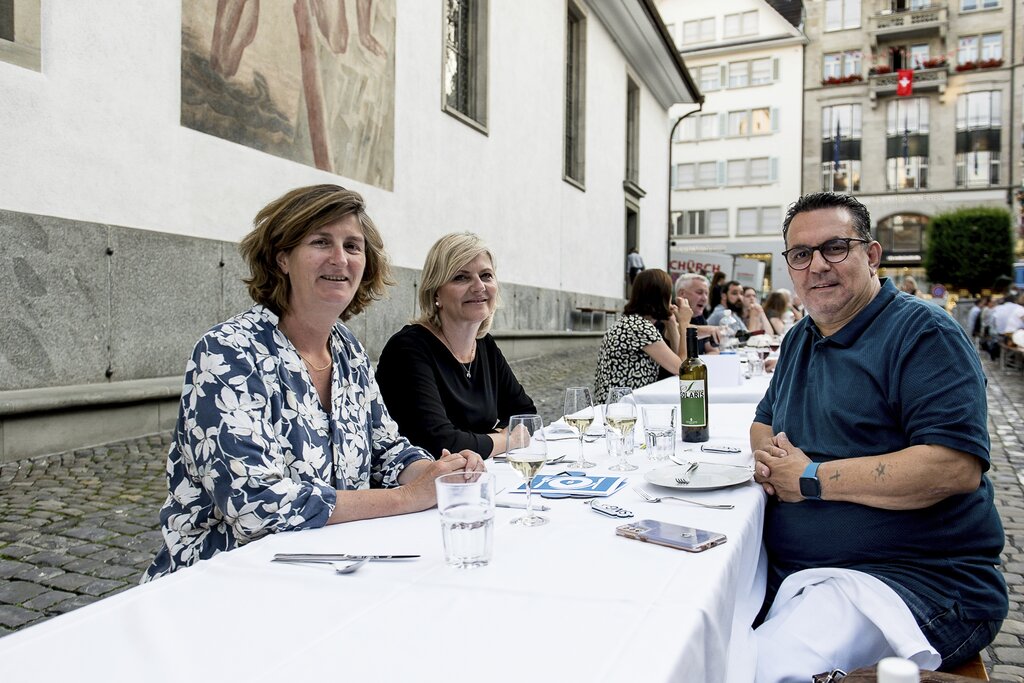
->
[143,305,431,581]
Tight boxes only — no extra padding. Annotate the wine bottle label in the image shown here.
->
[679,380,707,427]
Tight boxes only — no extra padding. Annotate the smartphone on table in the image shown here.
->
[615,519,727,553]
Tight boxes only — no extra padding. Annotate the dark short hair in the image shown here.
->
[238,184,394,321]
[763,291,789,318]
[624,269,673,320]
[782,192,872,244]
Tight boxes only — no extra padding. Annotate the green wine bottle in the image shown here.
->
[680,328,709,443]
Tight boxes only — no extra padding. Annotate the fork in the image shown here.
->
[675,462,699,485]
[632,487,734,510]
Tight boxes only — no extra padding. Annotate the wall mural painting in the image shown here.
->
[0,0,41,71]
[182,0,395,189]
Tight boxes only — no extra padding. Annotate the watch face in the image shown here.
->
[800,476,821,499]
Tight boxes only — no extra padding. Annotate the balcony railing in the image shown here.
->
[869,65,948,103]
[868,4,948,46]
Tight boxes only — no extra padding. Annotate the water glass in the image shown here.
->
[642,405,676,462]
[435,471,495,569]
[605,387,638,472]
[747,352,765,377]
[606,430,623,459]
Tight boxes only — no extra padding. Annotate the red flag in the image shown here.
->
[896,69,913,96]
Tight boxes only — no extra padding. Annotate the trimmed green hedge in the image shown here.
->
[924,207,1013,295]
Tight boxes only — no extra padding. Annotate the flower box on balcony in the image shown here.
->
[955,61,978,72]
[821,74,864,86]
[869,65,892,75]
[919,57,947,69]
[978,58,1004,69]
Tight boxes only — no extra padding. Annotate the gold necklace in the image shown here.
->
[438,326,475,379]
[298,352,332,372]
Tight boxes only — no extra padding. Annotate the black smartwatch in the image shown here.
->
[799,462,822,501]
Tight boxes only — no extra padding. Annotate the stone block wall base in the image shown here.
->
[0,400,178,464]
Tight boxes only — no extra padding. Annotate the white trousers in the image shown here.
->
[754,568,942,683]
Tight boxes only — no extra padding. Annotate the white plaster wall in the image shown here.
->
[0,0,677,300]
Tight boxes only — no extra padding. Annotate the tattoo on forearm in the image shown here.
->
[874,463,887,479]
[829,470,840,482]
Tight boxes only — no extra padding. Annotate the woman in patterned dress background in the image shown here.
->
[592,269,691,404]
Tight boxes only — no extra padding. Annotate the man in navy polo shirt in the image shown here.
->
[751,193,1006,681]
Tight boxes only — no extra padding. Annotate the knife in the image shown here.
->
[273,553,419,562]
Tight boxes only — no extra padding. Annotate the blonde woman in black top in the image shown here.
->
[376,233,536,458]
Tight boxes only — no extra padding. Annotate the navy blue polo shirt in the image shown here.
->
[755,278,1007,622]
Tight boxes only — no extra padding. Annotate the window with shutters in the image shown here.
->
[443,0,488,130]
[563,2,586,187]
[751,108,771,135]
[825,0,861,31]
[750,58,772,84]
[698,64,721,91]
[683,17,715,44]
[676,164,696,188]
[821,104,862,192]
[625,78,639,184]
[724,11,757,38]
[726,59,776,88]
[823,51,861,79]
[728,111,749,137]
[697,162,718,187]
[954,91,1001,187]
[708,210,729,237]
[738,207,783,235]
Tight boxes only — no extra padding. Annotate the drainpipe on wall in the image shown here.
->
[667,103,704,270]
[1008,0,1019,245]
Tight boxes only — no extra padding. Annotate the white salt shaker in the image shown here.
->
[877,657,919,683]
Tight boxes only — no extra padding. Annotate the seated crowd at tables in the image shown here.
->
[143,184,1006,682]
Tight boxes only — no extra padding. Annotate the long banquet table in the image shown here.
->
[634,374,773,405]
[0,403,768,683]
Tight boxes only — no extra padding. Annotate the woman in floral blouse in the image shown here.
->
[144,185,484,580]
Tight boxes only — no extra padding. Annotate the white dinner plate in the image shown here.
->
[644,463,752,491]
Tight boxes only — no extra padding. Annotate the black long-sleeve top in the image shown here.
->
[375,324,537,458]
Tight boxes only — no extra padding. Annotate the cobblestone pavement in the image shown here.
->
[0,345,1022,682]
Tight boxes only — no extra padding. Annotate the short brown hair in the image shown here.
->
[238,185,394,321]
[413,233,499,337]
[624,269,673,320]
[763,291,790,319]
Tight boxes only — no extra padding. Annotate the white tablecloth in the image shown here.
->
[0,404,767,683]
[634,375,772,405]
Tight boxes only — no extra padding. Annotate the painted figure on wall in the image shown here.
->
[182,0,395,189]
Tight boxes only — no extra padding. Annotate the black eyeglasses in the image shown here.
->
[781,238,869,270]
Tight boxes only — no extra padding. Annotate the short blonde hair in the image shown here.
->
[414,233,499,337]
[239,185,394,321]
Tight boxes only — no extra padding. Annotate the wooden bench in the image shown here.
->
[574,306,619,331]
[999,340,1024,375]
[948,652,989,680]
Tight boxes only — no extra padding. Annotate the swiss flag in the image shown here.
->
[896,69,913,96]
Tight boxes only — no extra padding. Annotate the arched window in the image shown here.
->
[875,214,928,254]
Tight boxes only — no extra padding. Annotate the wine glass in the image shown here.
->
[506,414,548,527]
[604,387,638,472]
[563,387,596,469]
